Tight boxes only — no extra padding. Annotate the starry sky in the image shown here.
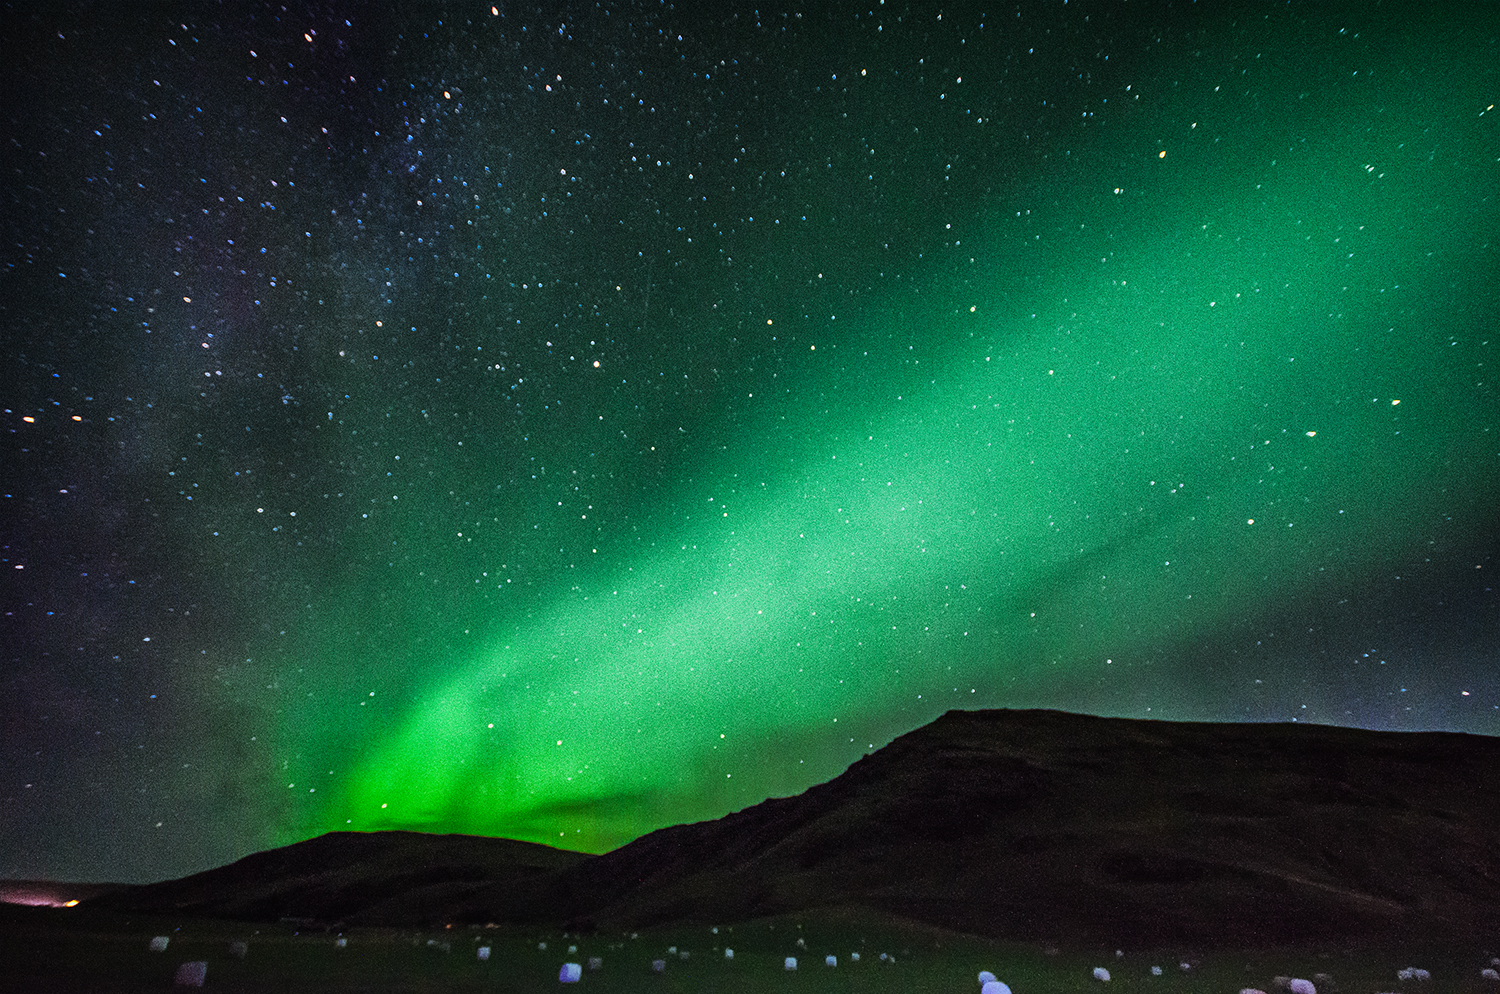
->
[3,3,1497,885]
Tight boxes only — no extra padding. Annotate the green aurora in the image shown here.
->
[298,63,1496,850]
[3,4,1496,881]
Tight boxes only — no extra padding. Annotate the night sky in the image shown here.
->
[3,3,1497,885]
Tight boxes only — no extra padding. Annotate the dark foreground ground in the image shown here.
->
[2,900,1497,994]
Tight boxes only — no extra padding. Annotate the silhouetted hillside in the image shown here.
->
[89,710,1500,949]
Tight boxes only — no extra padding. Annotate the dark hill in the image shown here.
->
[90,709,1500,949]
[90,830,588,923]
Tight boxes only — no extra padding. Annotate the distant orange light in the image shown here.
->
[63,900,79,907]
[1158,150,1167,159]
[22,416,34,423]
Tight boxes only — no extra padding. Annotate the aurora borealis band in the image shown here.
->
[3,4,1498,884]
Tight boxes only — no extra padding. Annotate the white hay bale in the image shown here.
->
[588,956,602,970]
[1398,968,1431,982]
[1093,967,1112,982]
[559,962,582,983]
[538,941,548,951]
[826,954,837,967]
[785,956,798,971]
[879,952,888,961]
[477,946,491,961]
[173,961,207,987]
[851,951,860,963]
[679,950,690,960]
[724,948,734,960]
[979,970,997,984]
[651,959,666,973]
[335,936,347,949]
[1481,968,1499,981]
[1151,966,1163,976]
[1241,989,1270,994]
[796,937,806,949]
[667,945,677,954]
[149,936,170,953]
[1288,978,1315,994]
[982,981,1013,994]
[1181,962,1193,972]
[568,944,577,953]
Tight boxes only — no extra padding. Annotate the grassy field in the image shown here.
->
[1,903,1496,994]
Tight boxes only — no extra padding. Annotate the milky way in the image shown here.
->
[3,4,1496,882]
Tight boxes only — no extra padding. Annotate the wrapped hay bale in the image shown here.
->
[588,956,602,970]
[1094,967,1112,982]
[651,959,666,973]
[1287,979,1315,994]
[983,981,1013,994]
[477,946,491,961]
[785,956,797,971]
[173,961,207,987]
[826,955,837,967]
[724,948,734,960]
[559,962,582,983]
[149,936,170,953]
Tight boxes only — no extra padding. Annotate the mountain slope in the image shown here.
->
[461,709,1500,946]
[92,830,588,923]
[90,710,1500,948]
